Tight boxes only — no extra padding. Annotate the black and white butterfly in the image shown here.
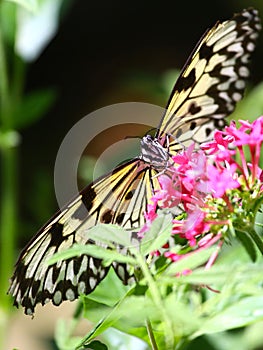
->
[9,8,261,315]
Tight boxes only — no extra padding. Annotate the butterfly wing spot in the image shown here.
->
[116,213,125,224]
[190,121,197,130]
[214,118,226,129]
[175,128,183,139]
[48,222,65,247]
[241,53,250,64]
[176,69,196,92]
[205,127,213,138]
[78,281,86,294]
[53,290,62,305]
[238,66,249,77]
[232,92,242,102]
[125,190,135,200]
[101,209,114,223]
[189,103,202,116]
[65,288,76,301]
[235,80,246,90]
[81,187,97,212]
[112,262,134,285]
[246,42,256,52]
[199,42,214,60]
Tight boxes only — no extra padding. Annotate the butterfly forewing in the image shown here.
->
[9,8,261,315]
[156,8,261,153]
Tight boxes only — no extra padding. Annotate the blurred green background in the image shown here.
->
[1,0,263,349]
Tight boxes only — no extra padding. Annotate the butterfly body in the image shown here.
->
[8,8,261,315]
[140,135,171,170]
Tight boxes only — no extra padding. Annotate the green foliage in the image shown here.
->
[50,207,263,350]
[11,87,56,129]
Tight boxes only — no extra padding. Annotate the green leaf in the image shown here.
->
[245,227,263,255]
[80,293,156,347]
[165,246,217,275]
[55,319,82,350]
[83,340,108,350]
[48,243,136,266]
[164,294,200,335]
[0,2,17,46]
[165,265,229,286]
[174,262,263,287]
[139,214,173,256]
[82,298,112,324]
[235,229,257,261]
[80,298,132,344]
[193,296,263,338]
[251,195,263,214]
[84,268,129,307]
[12,88,56,129]
[102,328,148,350]
[86,224,133,248]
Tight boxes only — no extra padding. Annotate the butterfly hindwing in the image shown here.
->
[156,8,261,152]
[9,159,160,314]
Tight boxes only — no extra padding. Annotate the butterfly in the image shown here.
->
[9,8,261,315]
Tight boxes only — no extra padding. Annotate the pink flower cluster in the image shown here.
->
[140,117,263,266]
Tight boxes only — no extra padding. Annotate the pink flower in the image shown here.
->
[140,116,263,271]
[164,251,182,262]
[201,130,234,155]
[157,174,182,208]
[206,164,240,198]
[225,117,263,147]
[173,210,210,247]
[172,143,195,165]
[224,117,263,183]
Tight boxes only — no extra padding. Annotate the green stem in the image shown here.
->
[0,9,9,125]
[146,319,159,350]
[133,250,175,349]
[0,8,18,349]
[12,54,26,106]
[0,1,23,316]
[0,147,17,306]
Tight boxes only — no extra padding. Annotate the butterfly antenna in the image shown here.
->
[166,132,186,153]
